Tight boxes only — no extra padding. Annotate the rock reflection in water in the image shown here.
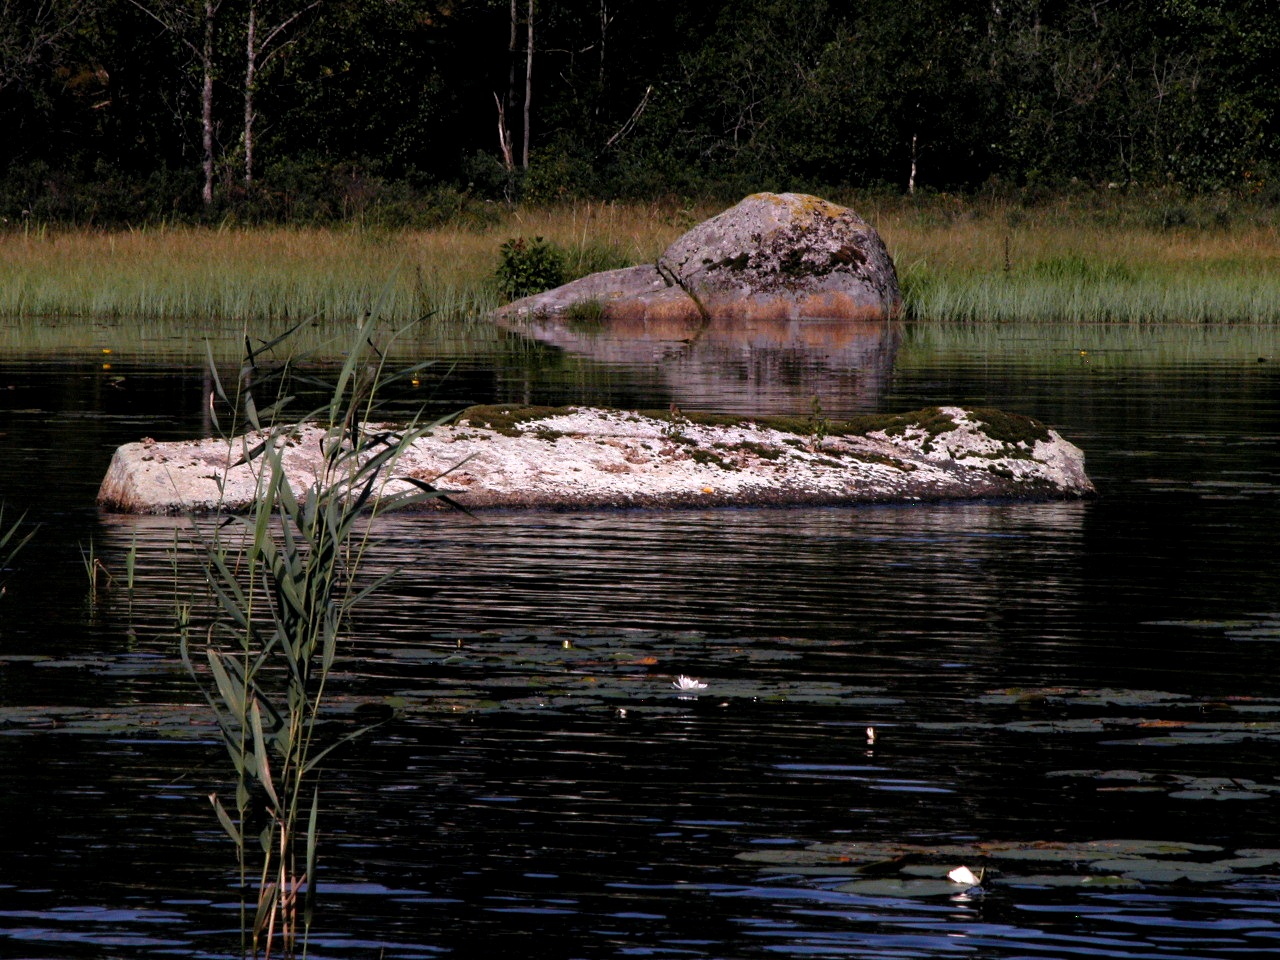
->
[497,314,901,415]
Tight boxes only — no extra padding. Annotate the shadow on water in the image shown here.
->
[2,321,1280,957]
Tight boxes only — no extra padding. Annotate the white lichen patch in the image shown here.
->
[863,405,1092,490]
[97,405,1095,515]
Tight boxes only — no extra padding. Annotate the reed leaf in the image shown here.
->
[300,719,390,776]
[252,882,279,944]
[210,792,244,847]
[205,362,229,436]
[0,507,36,559]
[303,786,319,929]
[207,650,249,719]
[249,700,280,811]
[0,506,37,599]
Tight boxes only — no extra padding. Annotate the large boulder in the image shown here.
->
[496,193,901,324]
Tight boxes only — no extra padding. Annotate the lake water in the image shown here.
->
[2,320,1280,959]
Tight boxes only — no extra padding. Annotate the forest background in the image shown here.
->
[3,0,1278,226]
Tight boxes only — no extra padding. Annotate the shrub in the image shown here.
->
[495,236,566,300]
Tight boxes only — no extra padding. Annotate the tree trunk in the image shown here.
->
[201,0,216,206]
[506,0,518,117]
[243,0,256,186]
[497,0,516,170]
[908,132,918,195]
[522,0,533,170]
[598,0,607,86]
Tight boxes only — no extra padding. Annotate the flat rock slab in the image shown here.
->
[97,405,1095,515]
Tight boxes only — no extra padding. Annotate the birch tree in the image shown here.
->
[128,0,224,207]
[242,0,320,187]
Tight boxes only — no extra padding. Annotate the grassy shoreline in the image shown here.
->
[3,192,1279,326]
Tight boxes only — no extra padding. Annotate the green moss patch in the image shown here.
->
[450,404,580,436]
[449,404,1049,451]
[690,448,739,470]
[717,439,784,461]
[646,406,969,442]
[968,407,1052,445]
[845,452,915,471]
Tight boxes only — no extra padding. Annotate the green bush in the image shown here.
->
[495,235,567,300]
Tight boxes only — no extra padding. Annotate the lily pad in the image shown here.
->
[991,873,1139,888]
[1046,768,1159,782]
[834,878,976,898]
[1217,855,1280,870]
[742,836,1276,892]
[1045,770,1280,801]
[1235,848,1280,859]
[980,839,1222,862]
[362,627,903,716]
[978,687,1191,708]
[1089,859,1239,883]
[1145,619,1256,630]
[1168,789,1271,801]
[738,847,900,868]
[753,865,867,877]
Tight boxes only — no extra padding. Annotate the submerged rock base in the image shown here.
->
[97,405,1095,515]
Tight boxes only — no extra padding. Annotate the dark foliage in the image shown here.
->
[1,0,1277,224]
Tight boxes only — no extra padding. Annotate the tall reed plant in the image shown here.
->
[180,313,458,958]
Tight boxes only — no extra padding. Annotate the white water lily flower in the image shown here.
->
[672,675,708,691]
[947,865,983,886]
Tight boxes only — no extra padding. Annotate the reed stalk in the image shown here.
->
[180,308,459,959]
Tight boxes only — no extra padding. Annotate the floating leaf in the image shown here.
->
[1046,768,1159,782]
[991,873,1139,888]
[979,687,1191,708]
[1088,859,1239,883]
[739,846,901,867]
[835,878,970,898]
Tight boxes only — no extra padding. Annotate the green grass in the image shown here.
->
[898,256,1280,323]
[3,190,1280,325]
[867,190,1280,323]
[893,320,1280,369]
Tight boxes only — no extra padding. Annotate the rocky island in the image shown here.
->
[98,196,1095,514]
[97,404,1095,514]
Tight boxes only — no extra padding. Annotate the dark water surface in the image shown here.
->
[2,322,1280,959]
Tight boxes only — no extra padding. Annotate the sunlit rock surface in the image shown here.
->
[495,192,901,324]
[98,405,1094,514]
